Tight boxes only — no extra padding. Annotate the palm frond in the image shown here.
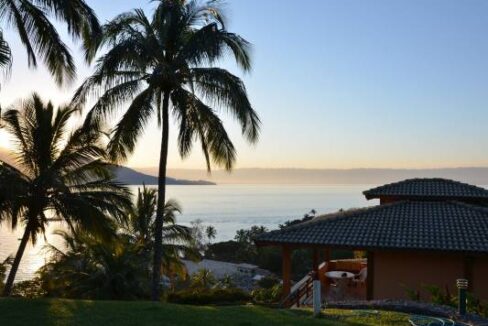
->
[107,87,155,162]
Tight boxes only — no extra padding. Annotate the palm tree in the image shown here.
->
[72,0,260,300]
[190,268,216,289]
[121,186,199,287]
[40,186,198,299]
[0,0,101,84]
[0,93,132,296]
[40,229,150,300]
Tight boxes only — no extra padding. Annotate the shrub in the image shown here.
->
[406,284,488,318]
[252,284,283,304]
[11,278,46,298]
[422,284,455,307]
[256,276,280,289]
[167,288,251,305]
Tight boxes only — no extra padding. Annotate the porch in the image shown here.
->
[280,246,370,308]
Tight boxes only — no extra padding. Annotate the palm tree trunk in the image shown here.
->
[2,223,31,296]
[151,90,170,301]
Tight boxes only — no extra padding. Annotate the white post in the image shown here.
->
[313,279,321,317]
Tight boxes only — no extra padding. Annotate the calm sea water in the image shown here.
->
[0,184,377,281]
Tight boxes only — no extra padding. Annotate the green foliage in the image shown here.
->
[217,275,235,289]
[39,230,151,300]
[257,276,280,289]
[0,0,101,84]
[422,284,456,307]
[167,288,251,305]
[465,292,488,317]
[73,0,260,299]
[0,94,133,295]
[73,0,260,168]
[190,269,216,289]
[11,279,46,299]
[406,284,488,318]
[252,284,283,304]
[402,284,420,301]
[37,186,199,300]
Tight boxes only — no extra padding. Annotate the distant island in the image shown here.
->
[112,166,216,185]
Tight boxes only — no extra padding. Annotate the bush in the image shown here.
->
[167,288,251,305]
[252,284,282,304]
[11,278,46,298]
[406,284,488,318]
[256,276,280,289]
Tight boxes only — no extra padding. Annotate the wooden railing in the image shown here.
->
[281,260,366,308]
[281,272,314,308]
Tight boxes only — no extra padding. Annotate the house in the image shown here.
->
[182,259,270,291]
[255,178,488,303]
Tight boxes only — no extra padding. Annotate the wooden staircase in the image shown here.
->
[281,262,328,308]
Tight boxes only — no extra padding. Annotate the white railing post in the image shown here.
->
[312,272,321,317]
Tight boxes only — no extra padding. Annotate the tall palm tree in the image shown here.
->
[0,0,101,84]
[0,93,132,296]
[121,186,199,286]
[72,0,260,300]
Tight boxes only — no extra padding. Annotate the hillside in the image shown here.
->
[112,166,215,185]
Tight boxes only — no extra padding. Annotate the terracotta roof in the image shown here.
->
[255,201,488,254]
[363,178,488,200]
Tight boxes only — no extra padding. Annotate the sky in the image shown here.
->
[0,0,487,170]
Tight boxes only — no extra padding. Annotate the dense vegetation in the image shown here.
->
[72,0,260,300]
[0,95,133,296]
[0,0,100,84]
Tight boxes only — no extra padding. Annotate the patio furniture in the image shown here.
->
[352,267,367,287]
[325,271,354,300]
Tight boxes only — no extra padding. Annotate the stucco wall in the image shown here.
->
[472,258,488,300]
[373,251,467,300]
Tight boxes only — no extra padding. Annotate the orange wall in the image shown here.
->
[373,251,471,300]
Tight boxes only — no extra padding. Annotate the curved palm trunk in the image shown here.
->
[2,223,31,296]
[151,91,170,301]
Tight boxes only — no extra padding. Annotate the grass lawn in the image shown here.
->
[0,298,410,325]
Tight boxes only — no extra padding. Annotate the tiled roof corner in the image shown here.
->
[255,201,488,254]
[363,178,488,200]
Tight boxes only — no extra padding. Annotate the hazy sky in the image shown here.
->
[0,0,487,170]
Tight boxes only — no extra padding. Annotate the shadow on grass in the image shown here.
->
[0,299,408,326]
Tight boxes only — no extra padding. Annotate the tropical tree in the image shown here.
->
[0,256,12,292]
[72,0,260,300]
[0,0,101,84]
[121,186,199,286]
[0,93,132,296]
[39,229,150,300]
[190,268,216,289]
[40,187,198,299]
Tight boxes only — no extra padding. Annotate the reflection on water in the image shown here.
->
[0,184,376,281]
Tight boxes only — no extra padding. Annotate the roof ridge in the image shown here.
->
[363,178,488,199]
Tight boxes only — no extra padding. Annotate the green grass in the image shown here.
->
[0,298,410,325]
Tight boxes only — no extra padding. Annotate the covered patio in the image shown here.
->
[255,179,488,306]
[256,241,371,307]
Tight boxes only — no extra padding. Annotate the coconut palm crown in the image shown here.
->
[0,93,133,296]
[72,0,260,300]
[0,0,101,84]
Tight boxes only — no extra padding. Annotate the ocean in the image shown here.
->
[0,184,377,281]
